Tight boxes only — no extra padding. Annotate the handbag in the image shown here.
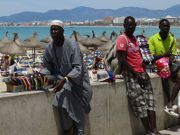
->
[155,57,171,78]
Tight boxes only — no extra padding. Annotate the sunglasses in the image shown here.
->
[50,26,63,32]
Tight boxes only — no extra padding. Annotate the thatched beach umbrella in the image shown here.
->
[40,36,52,49]
[97,31,110,42]
[71,31,88,41]
[0,33,26,55]
[72,30,106,50]
[78,42,89,52]
[83,31,112,49]
[110,31,118,40]
[99,40,115,52]
[80,33,105,48]
[0,33,26,76]
[13,32,25,46]
[21,32,45,48]
[0,31,11,48]
[100,31,118,52]
[79,38,104,48]
[21,32,46,62]
[40,36,52,44]
[71,31,89,52]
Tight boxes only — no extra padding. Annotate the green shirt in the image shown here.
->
[148,33,177,55]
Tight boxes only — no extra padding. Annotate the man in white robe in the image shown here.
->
[43,20,92,135]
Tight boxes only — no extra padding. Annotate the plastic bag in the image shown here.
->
[155,57,171,78]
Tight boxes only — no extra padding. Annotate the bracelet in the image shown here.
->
[64,76,69,82]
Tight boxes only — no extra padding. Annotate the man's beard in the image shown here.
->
[53,36,64,46]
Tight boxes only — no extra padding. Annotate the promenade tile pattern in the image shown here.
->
[159,125,180,135]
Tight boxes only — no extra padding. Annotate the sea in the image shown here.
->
[0,25,180,40]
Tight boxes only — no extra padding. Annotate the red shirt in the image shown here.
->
[116,33,144,73]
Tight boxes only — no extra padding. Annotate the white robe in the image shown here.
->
[43,37,92,124]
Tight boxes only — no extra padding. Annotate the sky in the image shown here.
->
[0,0,180,16]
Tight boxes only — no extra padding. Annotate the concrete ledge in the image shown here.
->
[0,74,178,135]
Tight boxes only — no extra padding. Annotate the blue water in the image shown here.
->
[0,26,180,40]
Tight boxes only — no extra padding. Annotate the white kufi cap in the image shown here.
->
[50,20,64,28]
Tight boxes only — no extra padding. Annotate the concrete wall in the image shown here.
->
[0,74,178,135]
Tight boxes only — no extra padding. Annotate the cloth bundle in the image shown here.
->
[137,35,154,65]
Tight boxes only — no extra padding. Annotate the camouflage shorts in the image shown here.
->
[123,72,155,118]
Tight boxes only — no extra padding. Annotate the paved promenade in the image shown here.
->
[159,125,180,135]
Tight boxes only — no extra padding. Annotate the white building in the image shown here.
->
[113,17,125,24]
[164,15,178,23]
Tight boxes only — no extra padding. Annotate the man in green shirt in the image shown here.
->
[148,19,179,117]
[148,29,176,58]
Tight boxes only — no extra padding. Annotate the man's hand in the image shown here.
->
[134,72,148,89]
[164,51,172,57]
[53,78,66,93]
[134,72,147,81]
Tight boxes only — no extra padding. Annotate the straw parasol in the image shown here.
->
[40,36,52,44]
[40,36,52,49]
[0,33,26,76]
[72,31,105,50]
[0,31,11,48]
[79,37,105,49]
[0,33,26,55]
[21,32,45,48]
[21,32,46,62]
[70,31,89,52]
[97,31,110,42]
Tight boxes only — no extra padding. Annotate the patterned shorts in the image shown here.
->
[123,72,155,118]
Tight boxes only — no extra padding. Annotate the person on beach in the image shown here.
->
[43,20,92,135]
[8,56,17,75]
[148,19,179,117]
[116,16,160,135]
[1,55,11,76]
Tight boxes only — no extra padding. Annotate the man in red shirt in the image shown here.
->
[116,16,160,135]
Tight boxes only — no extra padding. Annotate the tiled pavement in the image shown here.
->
[159,125,180,135]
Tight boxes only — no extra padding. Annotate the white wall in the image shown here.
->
[0,75,178,135]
